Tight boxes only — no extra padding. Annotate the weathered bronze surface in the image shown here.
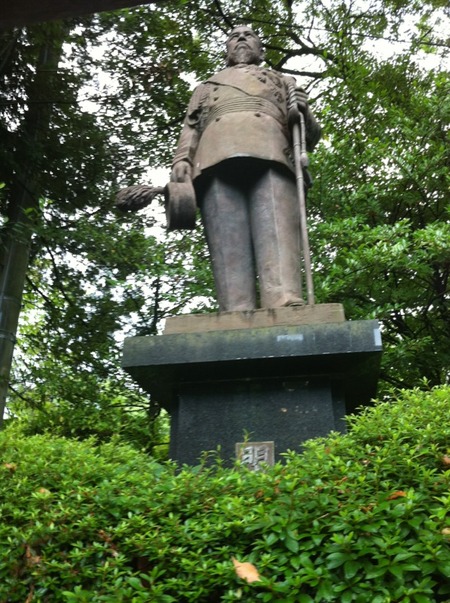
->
[164,181,196,230]
[170,26,321,312]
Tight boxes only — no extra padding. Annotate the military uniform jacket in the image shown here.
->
[172,64,321,180]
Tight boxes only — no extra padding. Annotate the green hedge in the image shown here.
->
[1,386,450,602]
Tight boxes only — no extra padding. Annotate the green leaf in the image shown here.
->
[285,535,300,553]
[265,532,278,546]
[388,565,404,579]
[344,560,361,580]
[326,552,351,569]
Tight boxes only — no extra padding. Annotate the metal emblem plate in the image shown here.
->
[236,441,275,471]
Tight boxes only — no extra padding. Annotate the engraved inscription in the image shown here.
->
[236,441,275,471]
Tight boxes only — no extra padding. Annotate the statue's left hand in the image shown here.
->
[295,87,310,115]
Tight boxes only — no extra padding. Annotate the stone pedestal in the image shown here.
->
[122,305,382,466]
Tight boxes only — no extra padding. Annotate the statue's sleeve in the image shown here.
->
[171,83,209,167]
[304,110,322,153]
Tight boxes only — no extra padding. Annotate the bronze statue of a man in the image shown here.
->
[171,26,321,311]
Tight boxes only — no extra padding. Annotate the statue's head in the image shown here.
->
[226,26,264,66]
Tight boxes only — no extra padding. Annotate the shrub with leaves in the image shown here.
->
[1,386,450,602]
[5,376,170,458]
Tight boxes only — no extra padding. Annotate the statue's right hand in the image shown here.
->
[170,161,192,183]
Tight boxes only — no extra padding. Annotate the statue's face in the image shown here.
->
[226,26,263,66]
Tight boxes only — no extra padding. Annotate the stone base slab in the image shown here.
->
[164,303,345,334]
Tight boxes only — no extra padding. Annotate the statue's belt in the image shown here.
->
[203,96,286,129]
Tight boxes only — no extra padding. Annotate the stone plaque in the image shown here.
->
[236,441,275,471]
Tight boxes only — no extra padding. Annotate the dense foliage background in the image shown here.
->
[0,0,449,444]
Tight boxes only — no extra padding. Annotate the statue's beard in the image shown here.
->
[228,46,260,66]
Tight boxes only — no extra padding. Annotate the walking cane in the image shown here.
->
[288,84,315,306]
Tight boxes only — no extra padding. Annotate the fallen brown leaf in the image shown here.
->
[36,487,52,496]
[387,491,407,500]
[232,557,261,583]
[25,545,41,567]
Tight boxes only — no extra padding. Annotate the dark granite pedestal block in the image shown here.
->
[122,317,382,465]
[168,377,347,466]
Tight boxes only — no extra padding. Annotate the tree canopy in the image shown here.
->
[0,0,449,442]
